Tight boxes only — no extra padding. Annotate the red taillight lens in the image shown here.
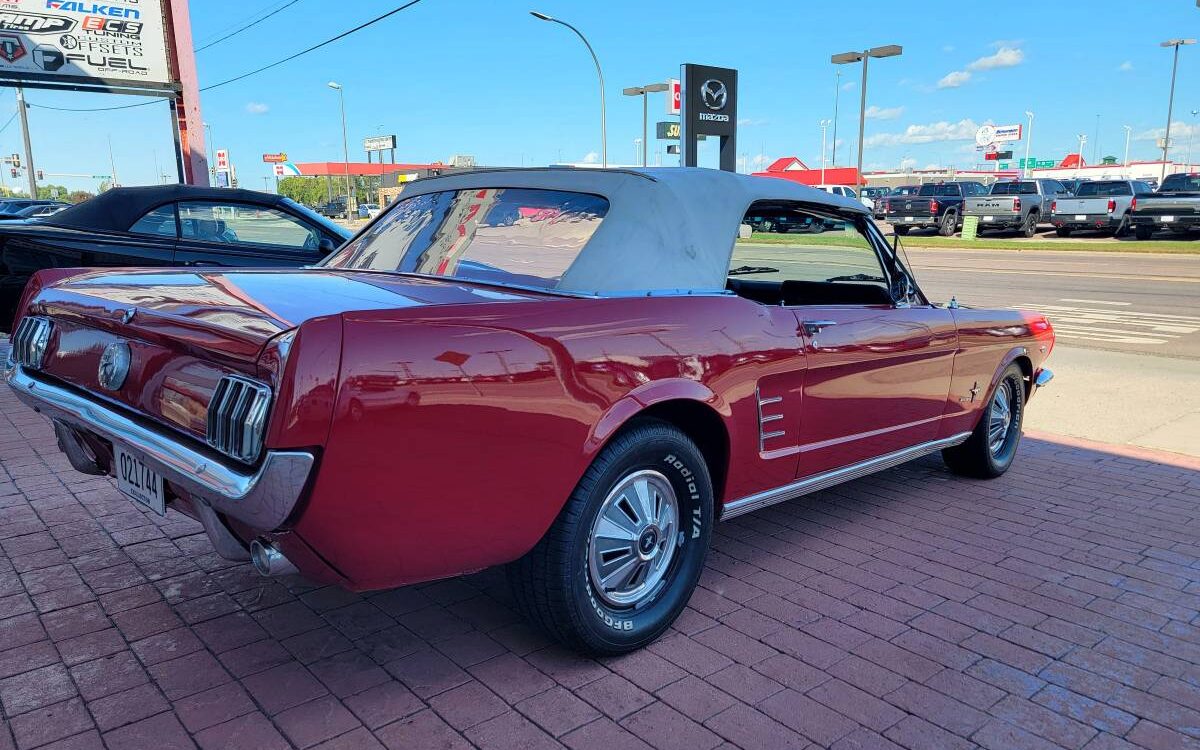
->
[1130,197,1138,212]
[883,200,891,212]
[1051,200,1057,213]
[929,200,939,214]
[1107,198,1116,213]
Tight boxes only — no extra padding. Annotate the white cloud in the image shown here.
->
[1118,61,1133,72]
[899,157,918,170]
[968,46,1024,70]
[937,71,972,89]
[864,119,981,147]
[738,117,768,126]
[751,153,772,169]
[841,80,857,91]
[923,163,942,170]
[1133,122,1200,141]
[942,45,955,53]
[581,151,599,164]
[865,105,904,120]
[245,102,269,114]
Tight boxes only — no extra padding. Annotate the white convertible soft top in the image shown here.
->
[384,167,867,295]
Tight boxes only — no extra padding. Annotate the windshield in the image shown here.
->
[281,198,351,239]
[1076,181,1131,197]
[1161,174,1200,192]
[322,187,609,291]
[989,181,1038,195]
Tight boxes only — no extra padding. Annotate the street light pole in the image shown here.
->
[831,69,841,166]
[328,81,353,217]
[1123,125,1133,168]
[819,119,830,184]
[532,11,607,168]
[1076,134,1087,178]
[1188,109,1199,169]
[1159,38,1196,182]
[832,45,902,189]
[203,121,214,180]
[622,82,669,168]
[1023,111,1034,178]
[14,87,37,199]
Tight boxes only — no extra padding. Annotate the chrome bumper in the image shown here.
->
[5,365,313,531]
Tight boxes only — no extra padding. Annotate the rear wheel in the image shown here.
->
[938,211,957,236]
[942,363,1026,479]
[1134,225,1154,240]
[1055,227,1072,237]
[508,420,713,655]
[1021,211,1039,238]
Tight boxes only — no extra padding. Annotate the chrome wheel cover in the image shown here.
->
[588,470,680,608]
[988,381,1014,455]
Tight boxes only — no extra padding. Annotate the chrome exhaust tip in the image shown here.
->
[249,539,298,577]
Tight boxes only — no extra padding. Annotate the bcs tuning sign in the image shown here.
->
[0,0,170,88]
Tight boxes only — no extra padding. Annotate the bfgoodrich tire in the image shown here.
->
[508,420,713,655]
[942,363,1026,478]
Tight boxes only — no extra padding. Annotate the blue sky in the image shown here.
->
[4,0,1199,192]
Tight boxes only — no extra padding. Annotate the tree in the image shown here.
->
[277,176,330,207]
[36,184,70,200]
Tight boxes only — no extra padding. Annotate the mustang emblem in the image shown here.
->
[97,342,131,391]
[700,79,727,111]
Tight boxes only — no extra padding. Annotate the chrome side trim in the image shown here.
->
[756,386,787,453]
[6,365,313,531]
[722,431,972,520]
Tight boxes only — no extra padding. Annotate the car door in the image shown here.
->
[786,216,958,477]
[171,200,330,268]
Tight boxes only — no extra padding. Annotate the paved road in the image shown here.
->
[905,247,1200,360]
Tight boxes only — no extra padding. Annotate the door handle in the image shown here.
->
[801,320,838,336]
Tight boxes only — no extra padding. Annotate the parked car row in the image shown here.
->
[875,173,1200,240]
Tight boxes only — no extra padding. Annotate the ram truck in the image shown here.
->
[1128,172,1200,239]
[884,182,988,236]
[963,179,1070,237]
[1050,179,1154,236]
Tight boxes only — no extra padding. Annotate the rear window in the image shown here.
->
[989,181,1038,195]
[1076,181,1132,197]
[322,188,609,290]
[917,184,958,197]
[1161,174,1200,192]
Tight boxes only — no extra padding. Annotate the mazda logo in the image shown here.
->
[98,342,131,391]
[700,79,727,111]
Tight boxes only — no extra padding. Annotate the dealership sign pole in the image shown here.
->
[679,64,737,171]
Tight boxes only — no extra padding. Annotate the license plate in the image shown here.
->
[904,216,915,222]
[1074,214,1086,220]
[115,445,165,515]
[983,216,994,221]
[1162,215,1175,222]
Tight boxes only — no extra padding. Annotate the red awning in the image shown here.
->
[290,162,447,177]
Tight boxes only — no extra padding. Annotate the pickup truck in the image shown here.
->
[963,179,1070,237]
[884,181,988,236]
[1050,179,1154,236]
[874,185,918,219]
[1128,172,1200,240]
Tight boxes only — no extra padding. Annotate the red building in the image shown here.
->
[753,157,864,187]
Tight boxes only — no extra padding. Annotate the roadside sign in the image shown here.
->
[363,135,397,152]
[656,122,706,140]
[214,171,229,188]
[961,215,979,241]
[262,153,288,163]
[272,164,286,177]
[215,149,229,169]
[667,78,680,115]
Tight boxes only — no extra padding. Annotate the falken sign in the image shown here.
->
[0,0,171,88]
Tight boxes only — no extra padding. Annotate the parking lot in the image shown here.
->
[3,377,1200,750]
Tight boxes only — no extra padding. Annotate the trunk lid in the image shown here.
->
[1135,195,1200,216]
[964,196,1020,215]
[1053,197,1110,215]
[23,268,549,442]
[891,197,937,216]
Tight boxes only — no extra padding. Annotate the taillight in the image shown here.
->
[1012,198,1021,212]
[1107,199,1116,213]
[883,200,891,212]
[929,200,939,214]
[1130,197,1138,212]
[1050,200,1056,213]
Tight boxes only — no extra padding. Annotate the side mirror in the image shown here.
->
[318,237,337,254]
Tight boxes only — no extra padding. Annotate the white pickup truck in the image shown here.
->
[1050,179,1155,237]
[962,179,1071,237]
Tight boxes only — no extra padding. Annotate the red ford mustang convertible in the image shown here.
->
[5,168,1053,654]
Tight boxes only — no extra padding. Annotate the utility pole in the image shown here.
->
[831,70,841,166]
[1123,125,1133,168]
[1159,39,1196,182]
[14,87,36,199]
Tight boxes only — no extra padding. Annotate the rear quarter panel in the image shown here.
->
[294,294,804,590]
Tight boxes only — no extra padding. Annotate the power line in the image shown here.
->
[195,0,303,53]
[194,0,296,45]
[24,0,426,111]
[0,110,17,136]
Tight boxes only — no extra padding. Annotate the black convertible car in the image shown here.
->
[0,185,351,331]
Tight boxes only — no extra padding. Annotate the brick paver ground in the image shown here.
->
[2,382,1199,750]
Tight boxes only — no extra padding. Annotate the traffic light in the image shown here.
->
[9,169,16,178]
[10,154,19,168]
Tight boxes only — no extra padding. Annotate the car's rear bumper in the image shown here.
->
[1051,214,1121,230]
[966,214,1023,230]
[1129,215,1200,230]
[4,364,314,534]
[888,214,938,229]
